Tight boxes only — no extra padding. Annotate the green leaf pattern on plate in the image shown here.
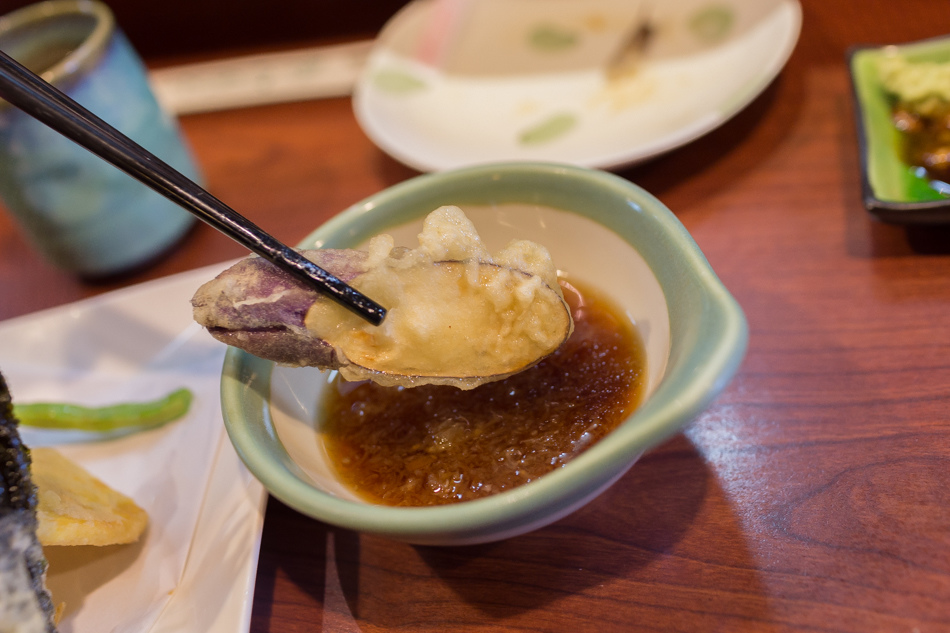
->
[373,69,427,94]
[518,113,577,145]
[528,24,580,52]
[689,5,735,43]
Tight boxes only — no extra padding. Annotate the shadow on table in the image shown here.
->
[371,150,422,189]
[414,433,713,605]
[410,434,726,613]
[904,225,950,254]
[842,192,950,257]
[251,433,765,631]
[617,76,789,205]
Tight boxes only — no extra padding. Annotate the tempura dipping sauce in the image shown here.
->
[319,279,646,506]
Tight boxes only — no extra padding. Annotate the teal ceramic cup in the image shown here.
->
[0,0,199,276]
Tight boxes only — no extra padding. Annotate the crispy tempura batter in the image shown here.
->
[193,206,573,389]
[32,449,147,547]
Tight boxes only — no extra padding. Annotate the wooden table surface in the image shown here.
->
[2,1,949,631]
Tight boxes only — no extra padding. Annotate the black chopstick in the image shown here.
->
[0,49,386,326]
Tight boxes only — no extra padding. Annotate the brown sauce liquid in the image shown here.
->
[892,103,950,186]
[319,279,647,506]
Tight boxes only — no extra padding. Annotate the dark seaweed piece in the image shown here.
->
[0,373,36,513]
[0,371,57,632]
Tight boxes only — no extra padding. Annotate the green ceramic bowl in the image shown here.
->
[220,162,747,545]
[849,35,950,224]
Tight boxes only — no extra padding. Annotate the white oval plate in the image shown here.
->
[354,0,801,172]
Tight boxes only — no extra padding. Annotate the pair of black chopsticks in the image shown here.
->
[0,49,386,326]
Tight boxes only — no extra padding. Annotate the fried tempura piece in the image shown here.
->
[192,207,572,389]
[31,449,147,547]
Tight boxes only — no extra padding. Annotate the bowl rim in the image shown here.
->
[847,34,950,224]
[0,0,114,94]
[220,162,748,540]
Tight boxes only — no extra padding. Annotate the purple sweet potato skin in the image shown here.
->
[191,249,369,366]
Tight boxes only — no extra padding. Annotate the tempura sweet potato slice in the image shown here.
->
[191,249,368,368]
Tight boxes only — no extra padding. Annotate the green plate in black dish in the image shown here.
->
[848,34,950,224]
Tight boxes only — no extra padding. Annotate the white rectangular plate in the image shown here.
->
[0,263,266,633]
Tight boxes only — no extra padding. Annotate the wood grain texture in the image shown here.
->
[1,1,949,631]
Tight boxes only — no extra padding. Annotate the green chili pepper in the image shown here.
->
[12,388,193,433]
